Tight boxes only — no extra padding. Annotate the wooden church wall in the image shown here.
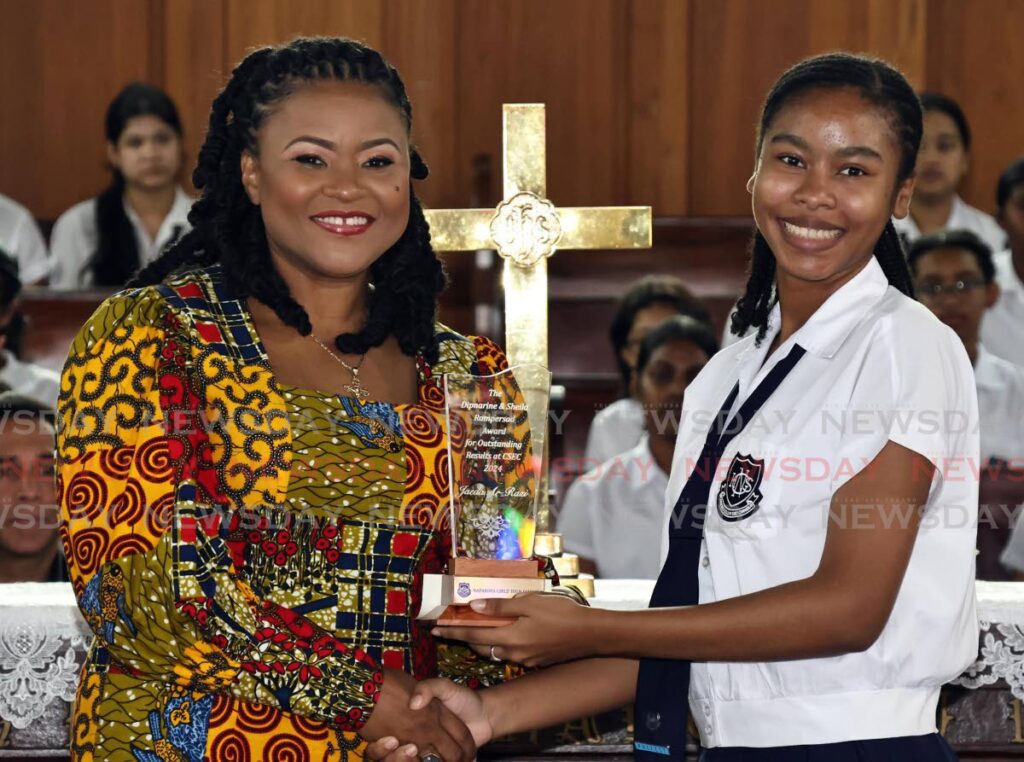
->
[4,0,1021,222]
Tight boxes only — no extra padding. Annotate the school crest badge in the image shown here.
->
[717,453,764,521]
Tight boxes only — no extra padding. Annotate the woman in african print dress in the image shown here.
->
[58,38,508,762]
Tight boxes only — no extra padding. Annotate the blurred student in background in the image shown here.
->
[560,316,717,578]
[981,156,1024,366]
[894,92,1005,253]
[908,229,1024,579]
[0,193,50,285]
[0,392,64,583]
[0,249,59,407]
[584,275,711,468]
[50,83,192,289]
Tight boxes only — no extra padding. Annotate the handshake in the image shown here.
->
[360,669,493,762]
[359,593,607,762]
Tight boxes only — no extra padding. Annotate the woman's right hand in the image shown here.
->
[360,669,477,762]
[364,678,494,761]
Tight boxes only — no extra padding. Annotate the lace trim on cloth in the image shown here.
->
[952,582,1024,698]
[0,583,91,729]
[2,581,1023,731]
[952,621,1024,696]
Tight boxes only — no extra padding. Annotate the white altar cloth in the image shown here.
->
[2,580,1024,733]
[0,583,90,732]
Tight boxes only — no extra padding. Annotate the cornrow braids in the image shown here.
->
[731,52,923,343]
[730,231,777,344]
[131,37,446,364]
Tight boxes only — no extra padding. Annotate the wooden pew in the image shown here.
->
[20,289,107,372]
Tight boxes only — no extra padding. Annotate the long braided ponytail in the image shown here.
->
[131,37,446,363]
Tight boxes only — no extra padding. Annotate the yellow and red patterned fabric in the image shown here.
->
[57,264,511,761]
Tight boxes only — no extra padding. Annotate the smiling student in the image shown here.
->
[55,38,512,762]
[367,52,978,762]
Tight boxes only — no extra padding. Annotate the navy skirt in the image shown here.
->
[699,733,958,761]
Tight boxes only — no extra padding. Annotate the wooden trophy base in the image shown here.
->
[433,557,546,627]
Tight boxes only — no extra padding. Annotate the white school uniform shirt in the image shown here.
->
[0,350,60,408]
[557,435,668,579]
[975,345,1024,465]
[893,194,1007,254]
[49,187,192,289]
[980,250,1024,367]
[583,397,645,469]
[0,193,50,283]
[661,257,979,748]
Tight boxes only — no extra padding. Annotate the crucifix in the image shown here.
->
[424,104,651,534]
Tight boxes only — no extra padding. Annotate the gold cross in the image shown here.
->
[424,104,651,530]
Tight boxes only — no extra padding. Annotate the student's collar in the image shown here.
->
[974,344,1003,390]
[793,257,890,358]
[737,256,890,376]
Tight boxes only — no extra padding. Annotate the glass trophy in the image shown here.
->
[416,363,552,626]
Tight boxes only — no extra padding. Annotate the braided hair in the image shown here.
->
[94,83,183,287]
[131,37,446,363]
[731,52,921,344]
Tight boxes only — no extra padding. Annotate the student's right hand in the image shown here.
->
[359,669,477,762]
[364,678,493,761]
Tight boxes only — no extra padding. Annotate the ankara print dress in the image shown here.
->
[57,264,513,762]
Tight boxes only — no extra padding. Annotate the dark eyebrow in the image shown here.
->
[770,133,882,162]
[769,133,810,151]
[283,136,402,152]
[285,135,335,151]
[835,145,883,162]
[360,137,401,151]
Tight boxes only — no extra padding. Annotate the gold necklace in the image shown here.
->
[312,335,370,402]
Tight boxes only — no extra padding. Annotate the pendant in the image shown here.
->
[345,371,370,402]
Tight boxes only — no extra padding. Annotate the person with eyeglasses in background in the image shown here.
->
[908,229,1024,579]
[0,392,66,583]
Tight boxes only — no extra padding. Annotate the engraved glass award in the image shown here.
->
[416,363,552,626]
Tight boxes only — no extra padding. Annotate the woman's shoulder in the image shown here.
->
[68,283,169,359]
[71,265,229,350]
